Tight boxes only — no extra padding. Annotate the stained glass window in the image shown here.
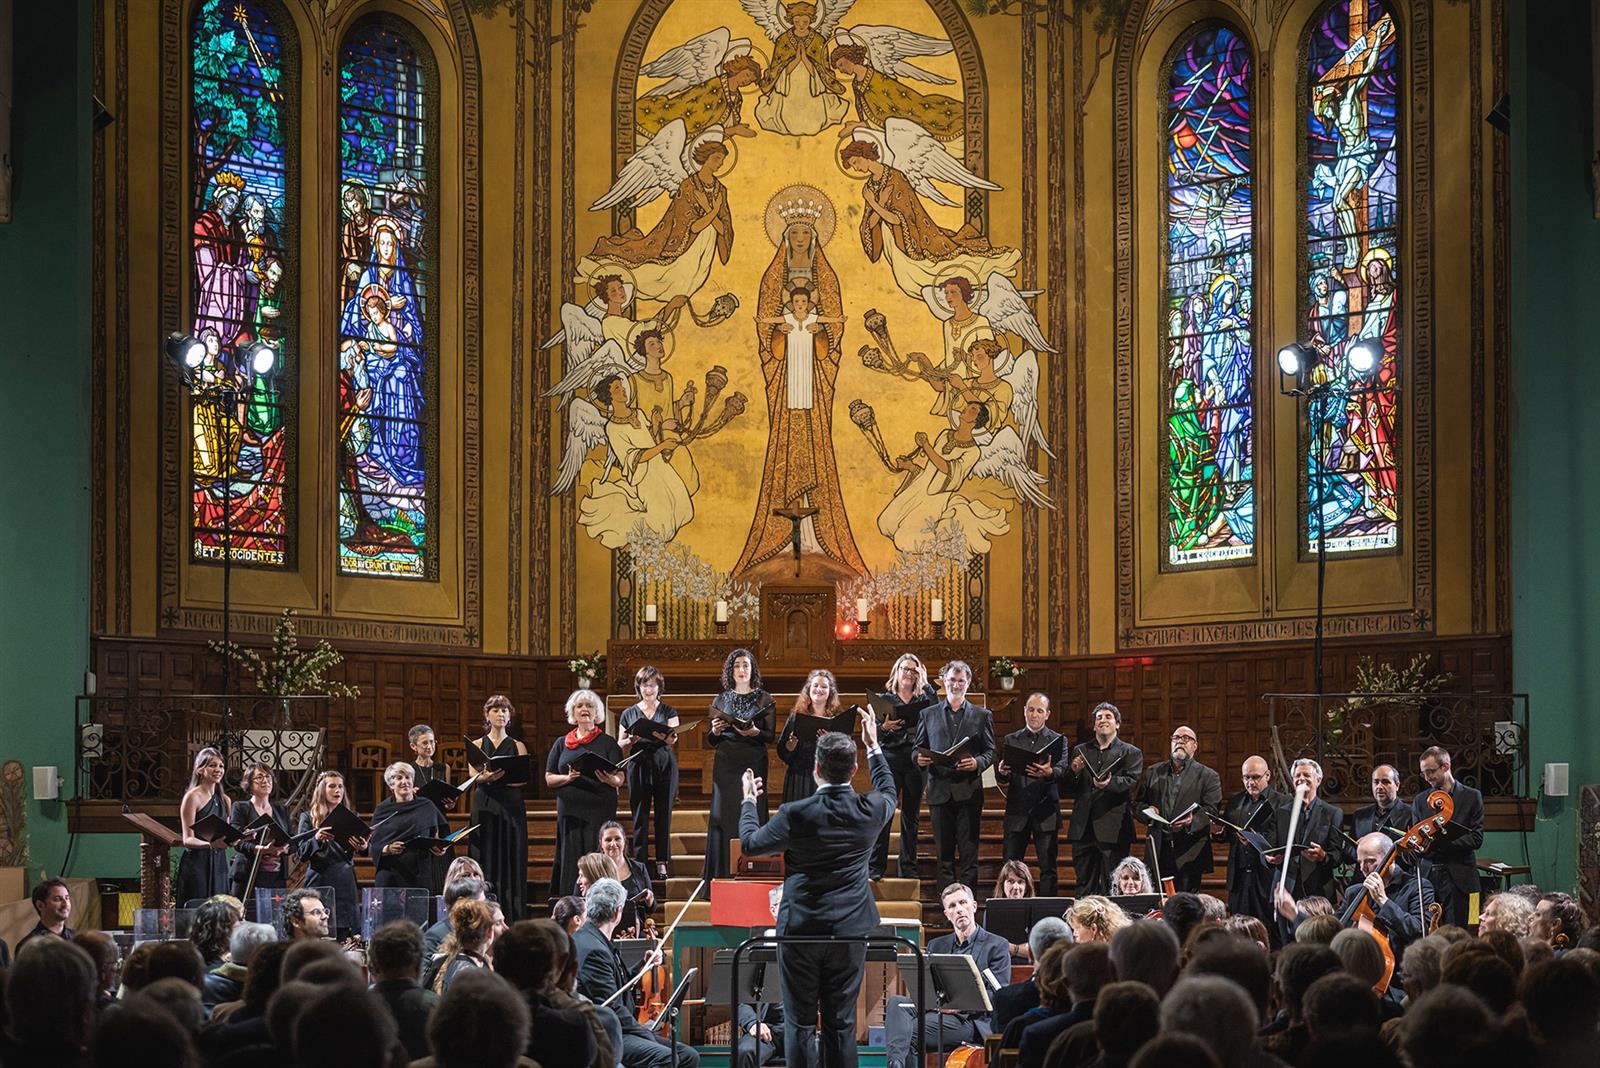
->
[1161,24,1254,568]
[189,0,295,567]
[337,19,434,578]
[1303,0,1400,553]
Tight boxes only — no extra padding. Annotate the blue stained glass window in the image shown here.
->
[1161,24,1254,567]
[337,19,434,578]
[1303,0,1401,553]
[189,0,294,566]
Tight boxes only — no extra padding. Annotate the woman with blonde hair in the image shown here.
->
[296,770,366,940]
[779,668,843,804]
[545,689,625,904]
[872,652,937,880]
[176,747,231,905]
[1110,856,1156,896]
[475,694,533,922]
[1065,895,1132,943]
[574,851,621,897]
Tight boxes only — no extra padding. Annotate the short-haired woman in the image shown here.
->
[370,761,451,889]
[704,648,775,881]
[617,666,679,880]
[228,763,293,902]
[545,690,626,903]
[296,770,366,941]
[779,669,841,804]
[473,694,532,923]
[407,723,451,895]
[176,747,231,906]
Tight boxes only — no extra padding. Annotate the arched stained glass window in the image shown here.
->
[1161,24,1254,568]
[189,0,295,567]
[1302,0,1401,553]
[336,18,435,578]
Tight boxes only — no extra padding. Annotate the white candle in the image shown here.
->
[931,598,943,623]
[714,600,728,623]
[856,598,869,622]
[644,603,658,623]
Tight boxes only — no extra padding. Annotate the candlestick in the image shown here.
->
[714,600,728,623]
[930,597,943,623]
[644,603,658,623]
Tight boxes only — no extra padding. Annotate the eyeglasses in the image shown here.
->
[1171,734,1196,743]
[1242,773,1267,781]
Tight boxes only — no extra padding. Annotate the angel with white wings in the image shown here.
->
[635,27,761,143]
[842,118,1020,298]
[830,24,963,142]
[875,397,1050,556]
[740,0,856,136]
[576,120,735,303]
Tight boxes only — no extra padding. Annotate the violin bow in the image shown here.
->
[1277,784,1310,907]
[602,878,705,1008]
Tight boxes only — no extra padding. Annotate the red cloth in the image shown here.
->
[564,726,602,749]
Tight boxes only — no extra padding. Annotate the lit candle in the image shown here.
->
[644,603,658,623]
[931,598,943,623]
[856,598,869,622]
[714,600,728,623]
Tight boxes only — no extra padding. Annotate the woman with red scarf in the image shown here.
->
[471,694,532,921]
[545,689,626,902]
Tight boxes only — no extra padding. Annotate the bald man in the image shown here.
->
[1210,756,1281,936]
[1345,765,1415,867]
[1336,831,1434,967]
[1133,725,1221,893]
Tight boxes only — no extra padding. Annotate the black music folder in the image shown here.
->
[191,813,248,846]
[464,738,532,784]
[403,824,478,853]
[1003,737,1065,773]
[915,736,973,768]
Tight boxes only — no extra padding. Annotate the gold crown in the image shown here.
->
[213,171,247,193]
[776,196,824,225]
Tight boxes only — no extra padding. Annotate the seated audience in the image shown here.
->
[425,876,488,958]
[1520,955,1600,1066]
[16,877,76,951]
[1398,985,1494,1068]
[206,921,277,1012]
[1530,891,1591,949]
[417,968,538,1068]
[1439,941,1518,1016]
[71,929,119,1009]
[550,894,586,936]
[993,916,1071,1033]
[4,936,97,1068]
[1016,942,1113,1068]
[292,983,400,1068]
[1294,914,1342,945]
[139,976,206,1035]
[1128,1033,1220,1068]
[1108,920,1180,997]
[1329,927,1387,993]
[1480,891,1536,938]
[1221,914,1271,952]
[200,940,291,1060]
[1260,943,1341,1062]
[1157,893,1205,949]
[1158,975,1272,1067]
[91,992,201,1068]
[426,897,498,993]
[1184,933,1271,1021]
[1085,980,1161,1068]
[369,919,439,1061]
[1302,972,1381,1043]
[491,918,599,1068]
[189,897,239,973]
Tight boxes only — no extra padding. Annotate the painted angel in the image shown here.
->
[876,399,1050,556]
[636,27,761,143]
[739,0,856,136]
[914,273,1052,455]
[842,119,1020,298]
[830,24,963,141]
[576,121,734,303]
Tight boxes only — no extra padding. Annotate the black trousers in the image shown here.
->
[1003,819,1060,896]
[884,999,985,1068]
[1071,838,1125,897]
[779,940,868,1068]
[930,794,983,893]
[620,1014,700,1068]
[871,748,924,878]
[628,752,676,868]
[1430,868,1474,928]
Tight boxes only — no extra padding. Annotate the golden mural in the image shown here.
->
[549,0,1050,589]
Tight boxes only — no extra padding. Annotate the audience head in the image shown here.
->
[1299,1036,1403,1068]
[1275,943,1342,1023]
[584,877,627,927]
[1033,940,1076,1010]
[90,992,200,1068]
[1399,984,1493,1068]
[1519,936,1553,970]
[1109,919,1180,997]
[576,852,618,895]
[1295,913,1343,946]
[550,894,585,934]
[1093,981,1161,1064]
[444,876,488,911]
[267,979,327,1050]
[1439,941,1517,1015]
[1221,914,1270,951]
[1066,895,1132,943]
[140,975,206,1033]
[1480,891,1536,938]
[1401,934,1449,998]
[283,937,344,983]
[1159,893,1205,947]
[1520,955,1600,1045]
[139,940,205,991]
[1476,928,1526,976]
[241,939,292,1016]
[292,984,399,1068]
[1159,975,1259,1065]
[1110,856,1154,895]
[493,919,563,993]
[1185,933,1271,1017]
[72,929,119,995]
[31,877,72,928]
[993,859,1035,900]
[1062,941,1115,1007]
[1330,927,1387,988]
[1027,915,1072,961]
[427,969,531,1068]
[188,897,239,964]
[1196,894,1226,923]
[369,920,425,981]
[446,897,499,958]
[1531,891,1590,948]
[1129,1033,1220,1068]
[7,936,97,1053]
[229,920,278,967]
[1298,895,1335,917]
[1303,972,1381,1041]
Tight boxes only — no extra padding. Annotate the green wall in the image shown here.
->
[1509,0,1600,895]
[0,0,137,881]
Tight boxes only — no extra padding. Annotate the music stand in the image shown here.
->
[707,947,780,1068]
[648,965,698,1068]
[615,937,658,973]
[1109,893,1164,918]
[896,953,994,1068]
[982,897,1075,946]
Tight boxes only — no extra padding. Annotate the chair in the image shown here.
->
[348,738,393,807]
[436,741,467,782]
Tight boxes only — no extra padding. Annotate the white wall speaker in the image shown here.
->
[32,765,58,801]
[1543,762,1570,797]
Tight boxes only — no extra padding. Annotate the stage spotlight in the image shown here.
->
[1277,343,1310,378]
[246,340,277,375]
[164,333,206,382]
[1348,338,1381,377]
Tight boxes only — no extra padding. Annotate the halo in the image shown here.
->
[764,184,836,248]
[739,45,772,93]
[711,136,738,179]
[626,318,676,362]
[573,263,636,304]
[836,128,872,180]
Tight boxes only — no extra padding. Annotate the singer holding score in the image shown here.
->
[914,661,996,895]
[473,694,532,921]
[1064,702,1143,896]
[1132,726,1222,893]
[546,689,626,905]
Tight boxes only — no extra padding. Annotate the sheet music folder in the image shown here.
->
[463,739,532,784]
[894,953,993,1013]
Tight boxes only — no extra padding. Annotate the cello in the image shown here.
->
[1336,787,1455,995]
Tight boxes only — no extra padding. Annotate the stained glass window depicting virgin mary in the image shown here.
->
[1160,24,1254,567]
[336,19,434,578]
[1303,0,1401,553]
[189,0,295,566]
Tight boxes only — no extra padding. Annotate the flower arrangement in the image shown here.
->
[991,656,1024,680]
[210,608,360,699]
[625,524,761,624]
[838,518,969,617]
[568,652,605,681]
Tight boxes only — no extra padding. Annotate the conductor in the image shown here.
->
[738,705,897,1068]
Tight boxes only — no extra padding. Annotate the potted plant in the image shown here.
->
[569,652,605,691]
[991,656,1024,691]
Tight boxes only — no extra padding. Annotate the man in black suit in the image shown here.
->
[1133,725,1223,893]
[367,920,440,1062]
[1337,832,1434,965]
[1413,745,1484,928]
[885,883,1013,1068]
[739,706,895,1068]
[1210,755,1281,938]
[1270,759,1346,906]
[1064,702,1143,896]
[574,878,700,1068]
[914,660,996,895]
[994,692,1067,895]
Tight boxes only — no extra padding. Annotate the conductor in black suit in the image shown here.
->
[914,661,997,895]
[739,705,896,1068]
[1064,702,1143,896]
[994,692,1067,896]
[1133,725,1222,893]
[1413,745,1484,928]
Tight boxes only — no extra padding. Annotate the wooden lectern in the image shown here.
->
[122,810,182,908]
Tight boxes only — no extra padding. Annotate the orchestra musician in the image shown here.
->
[871,653,936,881]
[1133,725,1222,893]
[1064,702,1143,896]
[994,691,1067,896]
[1210,756,1281,939]
[914,660,996,894]
[1412,746,1484,928]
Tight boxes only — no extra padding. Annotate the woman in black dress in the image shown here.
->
[472,694,531,922]
[227,762,293,903]
[544,689,626,901]
[778,668,842,805]
[703,648,774,881]
[617,666,679,879]
[370,762,450,889]
[407,723,450,894]
[296,770,367,941]
[175,747,231,906]
[600,819,656,935]
[871,652,936,880]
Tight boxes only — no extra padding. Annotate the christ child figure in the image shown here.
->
[757,286,845,412]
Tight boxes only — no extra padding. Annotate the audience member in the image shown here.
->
[1158,893,1205,948]
[1158,975,1270,1067]
[1475,928,1526,976]
[550,894,586,936]
[1398,985,1493,1068]
[1480,891,1536,938]
[190,897,240,971]
[140,975,206,1035]
[1108,920,1180,997]
[1398,934,1448,1002]
[136,940,206,992]
[1260,943,1341,1061]
[72,929,120,1008]
[90,991,200,1068]
[4,936,97,1067]
[994,916,1072,1033]
[1439,941,1518,1016]
[426,897,497,993]
[424,877,488,958]
[1082,980,1160,1068]
[1530,891,1590,949]
[1293,914,1342,945]
[1329,927,1386,990]
[1196,894,1227,923]
[201,940,290,1058]
[266,980,330,1062]
[1127,1033,1220,1068]
[1302,972,1381,1042]
[1298,1035,1402,1068]
[368,919,439,1061]
[1184,933,1271,1019]
[1017,941,1114,1068]
[1520,956,1600,1065]
[491,919,599,1068]
[417,968,538,1068]
[206,921,276,1012]
[16,877,76,951]
[1065,896,1132,943]
[291,984,400,1068]
[1221,914,1271,951]
[281,938,343,983]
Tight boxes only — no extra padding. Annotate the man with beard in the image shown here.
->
[1133,725,1222,893]
[1064,702,1143,896]
[1412,746,1484,928]
[1210,756,1281,938]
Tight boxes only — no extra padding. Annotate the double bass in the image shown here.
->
[1336,787,1455,995]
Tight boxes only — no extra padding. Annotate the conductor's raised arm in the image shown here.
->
[738,770,791,856]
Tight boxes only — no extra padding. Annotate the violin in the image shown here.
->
[635,916,673,1033]
[1337,788,1455,995]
